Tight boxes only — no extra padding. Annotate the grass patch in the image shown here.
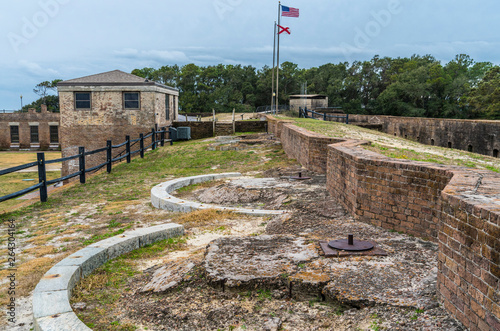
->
[175,179,224,195]
[72,236,187,330]
[0,137,299,327]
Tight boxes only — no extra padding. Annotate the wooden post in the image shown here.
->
[140,134,144,158]
[160,127,165,147]
[126,135,131,163]
[106,140,112,173]
[37,152,47,202]
[79,147,86,184]
[346,114,349,125]
[232,108,236,134]
[323,112,327,121]
[152,128,156,150]
[212,109,216,137]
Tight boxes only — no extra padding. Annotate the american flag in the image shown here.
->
[282,6,299,18]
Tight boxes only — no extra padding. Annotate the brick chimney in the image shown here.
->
[41,104,48,113]
[28,108,36,113]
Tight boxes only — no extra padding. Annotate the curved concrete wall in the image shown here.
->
[33,223,184,331]
[267,115,500,331]
[151,173,287,216]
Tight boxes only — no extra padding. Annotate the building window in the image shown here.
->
[30,126,39,143]
[448,142,452,148]
[468,145,473,152]
[10,126,19,143]
[124,92,140,109]
[493,149,498,158]
[50,126,59,143]
[431,139,435,146]
[165,95,170,120]
[75,92,91,109]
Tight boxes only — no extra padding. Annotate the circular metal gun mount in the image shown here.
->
[290,172,311,180]
[328,234,374,252]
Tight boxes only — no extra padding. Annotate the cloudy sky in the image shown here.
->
[1,0,499,109]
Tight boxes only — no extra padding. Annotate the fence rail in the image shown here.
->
[299,107,349,124]
[0,127,173,204]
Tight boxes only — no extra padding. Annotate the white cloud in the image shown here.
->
[18,60,58,77]
[114,49,189,63]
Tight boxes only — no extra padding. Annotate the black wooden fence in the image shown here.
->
[299,107,349,124]
[0,127,172,203]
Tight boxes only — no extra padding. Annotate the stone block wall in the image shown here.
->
[267,115,500,331]
[349,115,500,158]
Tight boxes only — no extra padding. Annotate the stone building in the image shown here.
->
[289,94,328,111]
[0,105,60,150]
[57,70,179,176]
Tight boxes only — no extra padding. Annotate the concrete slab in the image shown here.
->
[54,247,107,278]
[88,234,140,260]
[33,290,72,319]
[34,311,92,331]
[34,266,80,294]
[125,223,184,247]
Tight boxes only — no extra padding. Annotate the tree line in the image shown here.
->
[23,54,500,119]
[132,54,499,119]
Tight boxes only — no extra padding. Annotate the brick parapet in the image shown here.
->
[349,114,500,158]
[266,116,500,330]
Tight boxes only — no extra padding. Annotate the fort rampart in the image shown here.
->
[349,115,500,158]
[267,115,500,331]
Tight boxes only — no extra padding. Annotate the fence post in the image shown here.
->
[323,112,326,121]
[37,152,48,202]
[125,135,131,163]
[346,114,349,125]
[160,127,165,147]
[79,147,86,184]
[107,140,112,173]
[152,128,156,150]
[140,133,144,158]
[169,129,173,146]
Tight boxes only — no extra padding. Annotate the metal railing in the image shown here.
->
[256,105,290,114]
[299,107,349,124]
[0,127,173,203]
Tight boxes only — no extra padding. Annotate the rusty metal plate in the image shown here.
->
[328,239,374,252]
[290,172,311,180]
[319,241,387,258]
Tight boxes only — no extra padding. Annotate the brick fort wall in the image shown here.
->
[349,115,500,158]
[267,115,500,331]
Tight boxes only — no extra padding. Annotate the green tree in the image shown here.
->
[22,95,59,112]
[33,79,62,105]
[468,66,500,119]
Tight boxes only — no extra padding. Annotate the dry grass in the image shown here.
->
[23,246,58,257]
[0,151,62,170]
[171,208,238,228]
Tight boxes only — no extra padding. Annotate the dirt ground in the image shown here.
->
[72,162,465,331]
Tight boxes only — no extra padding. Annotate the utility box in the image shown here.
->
[169,127,178,141]
[177,127,191,140]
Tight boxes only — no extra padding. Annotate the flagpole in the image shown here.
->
[276,1,281,114]
[271,21,276,112]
